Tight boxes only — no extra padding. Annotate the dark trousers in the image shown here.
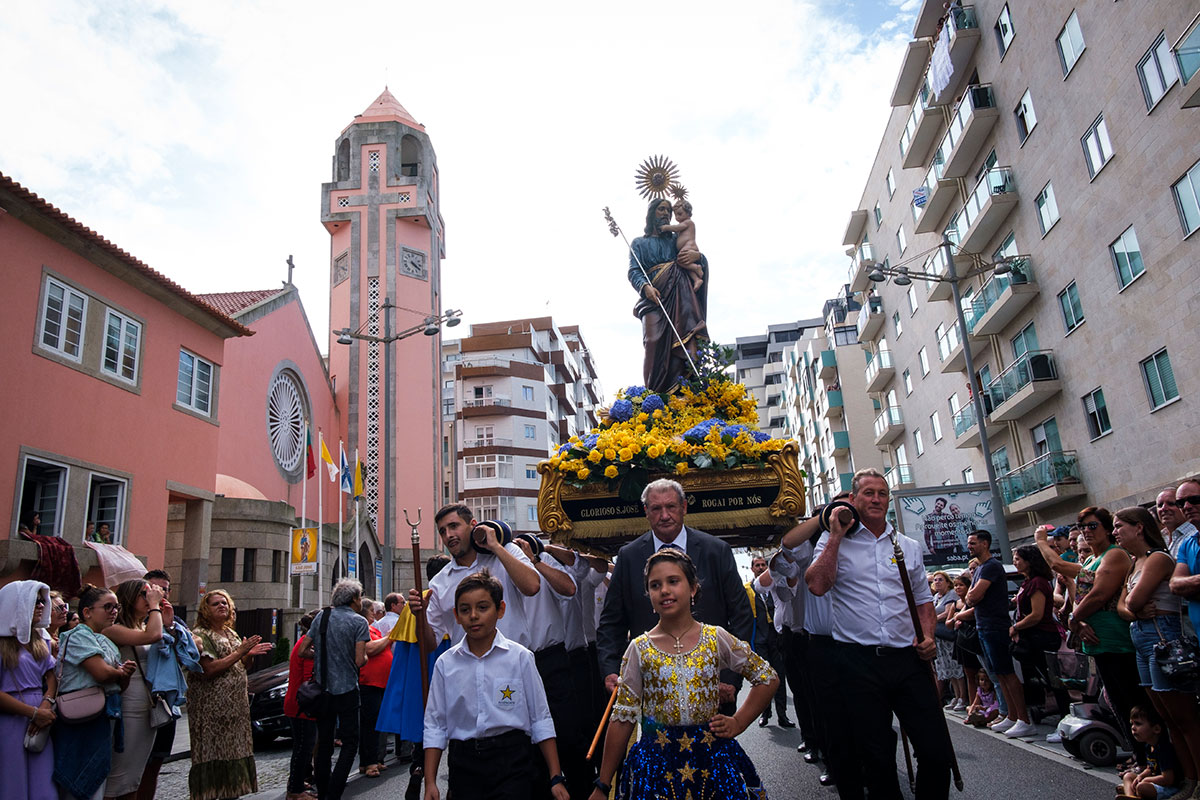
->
[316,688,360,800]
[448,730,533,800]
[759,633,790,719]
[806,634,847,783]
[782,628,819,749]
[535,643,591,799]
[1094,651,1149,753]
[827,641,952,800]
[288,717,318,794]
[358,684,385,768]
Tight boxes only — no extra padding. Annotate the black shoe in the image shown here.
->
[797,742,810,753]
[759,715,769,727]
[819,773,835,787]
[804,751,820,764]
[779,717,796,729]
[405,769,423,800]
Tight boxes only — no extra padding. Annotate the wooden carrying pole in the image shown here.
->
[588,686,619,760]
[405,508,431,703]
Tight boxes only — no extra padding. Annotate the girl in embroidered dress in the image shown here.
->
[589,549,778,800]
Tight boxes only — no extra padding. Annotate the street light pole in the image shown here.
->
[941,235,1011,559]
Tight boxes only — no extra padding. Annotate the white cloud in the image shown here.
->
[1,0,915,403]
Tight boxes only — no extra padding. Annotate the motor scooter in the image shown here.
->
[1049,650,1129,767]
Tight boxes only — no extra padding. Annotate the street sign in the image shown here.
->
[375,558,383,600]
[348,552,357,579]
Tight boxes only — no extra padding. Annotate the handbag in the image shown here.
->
[129,646,174,729]
[24,722,51,753]
[296,606,332,717]
[1153,615,1200,691]
[956,619,980,655]
[54,630,108,724]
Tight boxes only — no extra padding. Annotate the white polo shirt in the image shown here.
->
[562,553,606,650]
[425,544,536,649]
[759,542,813,634]
[812,522,932,648]
[523,551,575,653]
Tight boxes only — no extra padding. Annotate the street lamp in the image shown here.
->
[335,302,463,594]
[864,234,1016,560]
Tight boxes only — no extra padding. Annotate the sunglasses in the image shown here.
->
[1176,496,1200,508]
[95,602,121,613]
[1077,521,1101,531]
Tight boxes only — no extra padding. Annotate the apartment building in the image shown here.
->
[734,320,823,439]
[443,317,601,533]
[838,1,1200,533]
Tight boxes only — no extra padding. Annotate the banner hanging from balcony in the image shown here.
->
[912,186,928,208]
[891,482,997,566]
[930,24,953,98]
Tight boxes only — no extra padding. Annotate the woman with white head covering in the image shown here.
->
[0,579,57,800]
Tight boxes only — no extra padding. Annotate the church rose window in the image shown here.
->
[267,370,307,474]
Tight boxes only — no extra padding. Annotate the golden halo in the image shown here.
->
[634,155,681,200]
[669,184,689,201]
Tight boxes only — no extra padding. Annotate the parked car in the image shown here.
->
[247,661,290,746]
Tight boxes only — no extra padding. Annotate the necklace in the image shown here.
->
[662,621,697,653]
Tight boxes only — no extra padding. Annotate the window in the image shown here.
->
[948,393,961,416]
[931,411,943,442]
[896,226,907,254]
[1172,160,1200,236]
[993,232,1018,263]
[903,368,913,395]
[995,4,1014,55]
[20,457,67,536]
[242,548,257,582]
[1082,388,1112,439]
[1082,115,1113,178]
[527,506,537,522]
[465,454,513,480]
[39,277,88,360]
[1036,183,1060,235]
[914,428,924,456]
[525,466,538,480]
[522,385,534,402]
[1011,323,1039,359]
[442,400,455,417]
[963,466,975,483]
[886,169,895,198]
[874,203,883,228]
[893,311,903,338]
[1031,418,1062,457]
[443,379,454,390]
[992,445,1010,475]
[1110,227,1145,288]
[473,385,493,399]
[907,285,918,316]
[87,475,125,544]
[918,347,930,376]
[1138,34,1179,109]
[177,350,214,414]
[220,548,236,583]
[1141,349,1179,409]
[475,425,494,444]
[895,443,908,466]
[1056,11,1085,75]
[524,424,537,440]
[271,550,284,583]
[1015,90,1037,142]
[1058,282,1085,332]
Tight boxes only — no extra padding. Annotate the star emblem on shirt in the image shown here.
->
[676,732,694,752]
[499,685,515,700]
[677,762,696,783]
[700,730,716,745]
[655,729,671,747]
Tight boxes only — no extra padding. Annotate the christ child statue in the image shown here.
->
[660,199,705,290]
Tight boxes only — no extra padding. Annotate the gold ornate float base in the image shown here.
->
[537,441,805,557]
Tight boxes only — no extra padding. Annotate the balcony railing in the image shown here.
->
[940,84,997,178]
[857,295,884,341]
[965,257,1034,334]
[865,349,894,383]
[961,167,1015,233]
[874,406,903,438]
[848,241,878,292]
[461,437,513,449]
[885,463,915,490]
[999,450,1081,506]
[936,322,963,363]
[461,397,513,408]
[985,350,1058,409]
[1175,15,1200,85]
[951,406,980,439]
[899,79,933,158]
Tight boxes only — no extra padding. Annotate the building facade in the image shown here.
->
[734,320,823,440]
[445,317,601,534]
[838,1,1200,535]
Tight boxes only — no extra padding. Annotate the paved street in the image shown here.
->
[202,704,1118,800]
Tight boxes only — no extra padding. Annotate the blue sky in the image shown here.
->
[1,0,919,400]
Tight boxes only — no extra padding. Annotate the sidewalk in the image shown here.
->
[944,703,1129,774]
[166,709,191,763]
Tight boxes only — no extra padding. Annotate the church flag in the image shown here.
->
[340,444,353,495]
[306,429,316,479]
[320,436,338,482]
[354,452,364,498]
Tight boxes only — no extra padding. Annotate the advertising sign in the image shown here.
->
[375,558,383,601]
[348,552,357,579]
[891,482,997,566]
[290,527,318,575]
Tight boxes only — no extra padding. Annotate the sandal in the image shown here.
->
[376,762,389,772]
[364,764,381,778]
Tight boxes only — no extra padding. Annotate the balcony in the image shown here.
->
[1174,15,1200,108]
[818,349,838,380]
[832,430,851,457]
[929,6,982,106]
[1000,450,1085,514]
[966,257,1038,336]
[954,167,1019,254]
[865,350,896,393]
[874,406,905,446]
[925,244,975,302]
[848,241,878,293]
[891,38,934,107]
[857,295,885,343]
[899,81,942,170]
[937,321,985,373]
[838,472,855,493]
[952,404,1002,450]
[461,437,514,449]
[913,153,958,234]
[823,390,844,420]
[912,0,945,38]
[885,463,916,491]
[842,209,870,247]
[986,350,1061,422]
[941,85,999,179]
[461,397,513,408]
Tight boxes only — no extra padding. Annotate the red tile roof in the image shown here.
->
[198,289,284,317]
[0,172,253,337]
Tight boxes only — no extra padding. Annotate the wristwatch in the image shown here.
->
[593,778,611,794]
[532,553,542,564]
[549,773,566,787]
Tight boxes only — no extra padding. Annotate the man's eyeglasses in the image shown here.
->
[1177,496,1200,508]
[95,602,121,612]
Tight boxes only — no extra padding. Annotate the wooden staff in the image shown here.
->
[892,533,965,792]
[404,508,430,704]
[588,686,619,760]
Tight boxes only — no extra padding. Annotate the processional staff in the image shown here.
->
[404,507,431,703]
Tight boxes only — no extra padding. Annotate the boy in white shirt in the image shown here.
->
[422,570,570,800]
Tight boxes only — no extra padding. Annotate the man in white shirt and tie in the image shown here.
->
[805,468,952,800]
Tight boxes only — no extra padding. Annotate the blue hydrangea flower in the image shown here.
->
[557,442,572,454]
[722,424,752,438]
[751,431,772,443]
[583,433,599,450]
[641,394,665,414]
[610,398,634,422]
[684,418,723,440]
[623,386,647,398]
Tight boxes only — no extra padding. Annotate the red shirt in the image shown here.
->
[284,638,315,719]
[359,625,393,688]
